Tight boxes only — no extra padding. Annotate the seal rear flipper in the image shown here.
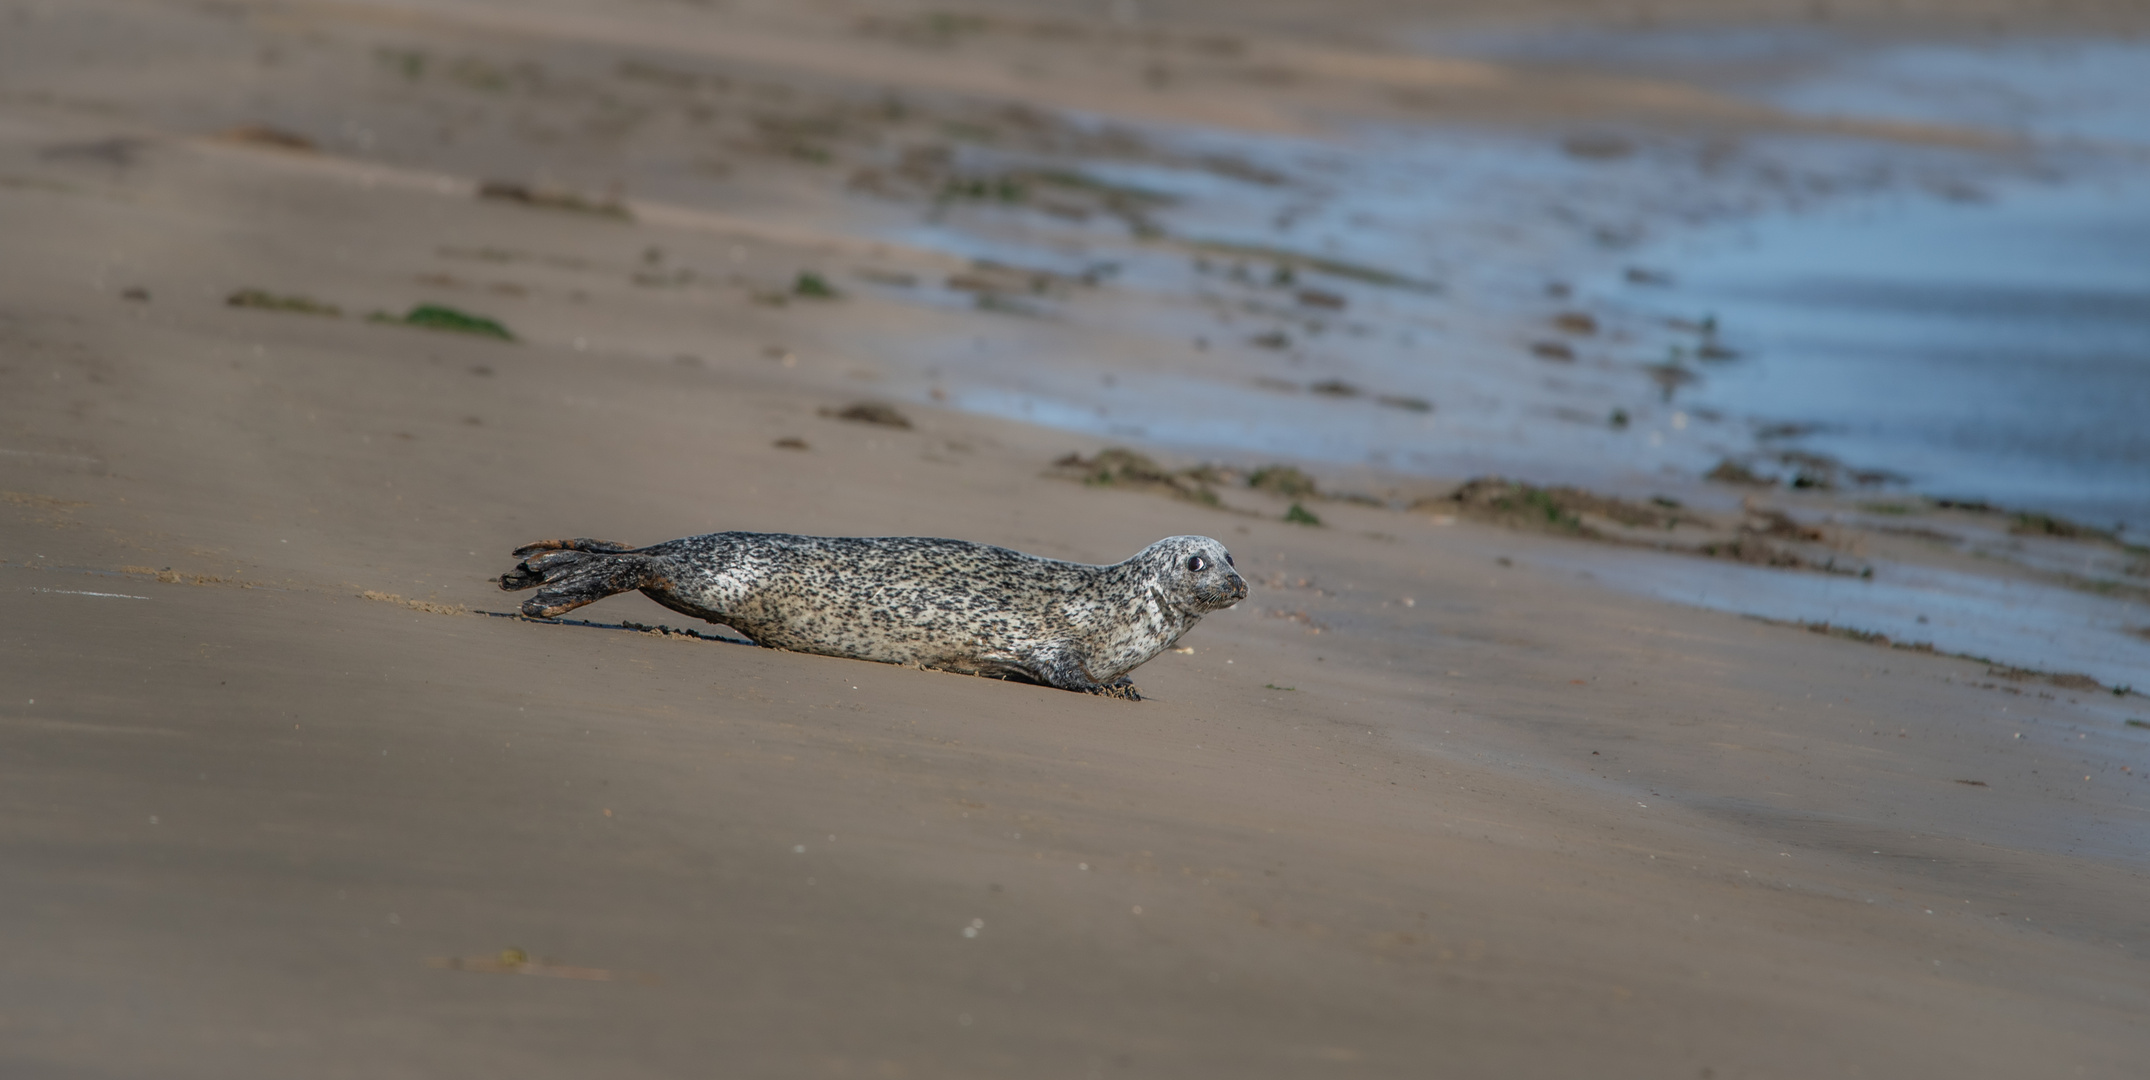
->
[509,537,637,559]
[497,540,656,618]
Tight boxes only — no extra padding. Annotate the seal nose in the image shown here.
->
[1227,572,1247,600]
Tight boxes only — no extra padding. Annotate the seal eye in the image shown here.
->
[1187,555,1208,573]
[1224,553,1234,568]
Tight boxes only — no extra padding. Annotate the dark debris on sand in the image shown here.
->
[227,289,342,317]
[821,402,913,428]
[477,180,632,220]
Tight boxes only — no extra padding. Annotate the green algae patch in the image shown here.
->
[370,304,515,340]
[1284,502,1323,526]
[792,271,841,299]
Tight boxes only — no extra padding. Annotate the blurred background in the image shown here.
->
[14,0,2142,672]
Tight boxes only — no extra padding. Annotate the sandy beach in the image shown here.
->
[3,1,2146,1076]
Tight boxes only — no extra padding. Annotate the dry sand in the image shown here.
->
[2,1,2146,1077]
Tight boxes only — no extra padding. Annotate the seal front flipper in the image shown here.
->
[1096,676,1143,701]
[1029,649,1143,702]
[497,538,656,618]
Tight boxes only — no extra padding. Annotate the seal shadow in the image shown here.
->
[475,608,757,646]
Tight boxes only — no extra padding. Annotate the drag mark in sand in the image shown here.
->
[119,567,237,587]
[27,587,151,600]
[0,449,103,467]
[428,949,655,984]
[359,590,469,615]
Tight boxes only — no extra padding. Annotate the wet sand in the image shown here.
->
[3,1,2147,1077]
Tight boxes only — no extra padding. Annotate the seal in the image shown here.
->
[497,532,1248,698]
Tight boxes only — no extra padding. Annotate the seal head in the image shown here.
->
[1130,535,1248,615]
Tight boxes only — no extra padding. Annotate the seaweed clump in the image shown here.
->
[1800,621,1933,651]
[1248,465,1318,499]
[2009,511,2118,544]
[1706,459,1775,487]
[1432,477,1684,536]
[1051,448,1218,505]
[1697,535,1808,568]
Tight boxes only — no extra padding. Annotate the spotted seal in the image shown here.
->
[497,532,1248,698]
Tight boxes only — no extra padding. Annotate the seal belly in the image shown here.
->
[747,583,1040,669]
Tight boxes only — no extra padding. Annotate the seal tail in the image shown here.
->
[497,538,656,618]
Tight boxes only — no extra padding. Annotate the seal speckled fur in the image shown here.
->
[497,533,1248,698]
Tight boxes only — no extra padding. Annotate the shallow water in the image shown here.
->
[1538,547,2150,689]
[877,123,1849,490]
[878,33,2150,535]
[1622,170,2150,531]
[1454,29,2150,529]
[1765,37,2150,148]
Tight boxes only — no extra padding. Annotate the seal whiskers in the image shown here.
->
[495,532,1248,698]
